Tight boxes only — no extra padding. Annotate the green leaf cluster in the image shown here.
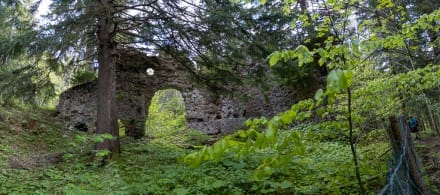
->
[269,45,314,67]
[71,71,97,86]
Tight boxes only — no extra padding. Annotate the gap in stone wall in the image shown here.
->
[145,89,186,138]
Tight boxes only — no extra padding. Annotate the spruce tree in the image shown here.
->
[0,0,56,104]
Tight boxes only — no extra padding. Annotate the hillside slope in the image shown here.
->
[0,105,439,194]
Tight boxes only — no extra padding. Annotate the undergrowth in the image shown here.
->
[1,105,391,194]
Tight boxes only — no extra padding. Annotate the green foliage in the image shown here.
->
[184,99,314,167]
[324,69,353,104]
[183,126,388,194]
[93,133,115,143]
[143,89,213,148]
[1,0,440,194]
[353,65,440,118]
[180,129,212,146]
[146,89,186,138]
[297,121,348,143]
[71,70,97,86]
[268,45,314,67]
[115,143,255,194]
[0,2,60,105]
[118,119,126,137]
[63,132,116,162]
[150,128,212,149]
[261,3,440,193]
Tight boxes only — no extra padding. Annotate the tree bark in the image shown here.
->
[423,94,440,136]
[96,0,120,160]
[387,116,430,195]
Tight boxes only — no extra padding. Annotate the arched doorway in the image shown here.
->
[145,89,186,138]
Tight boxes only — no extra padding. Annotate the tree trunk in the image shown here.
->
[347,87,365,194]
[96,0,120,160]
[423,94,440,136]
[387,116,430,195]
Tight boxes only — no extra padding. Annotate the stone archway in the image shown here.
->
[145,88,186,138]
[57,49,299,138]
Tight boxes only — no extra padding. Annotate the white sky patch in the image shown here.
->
[35,0,52,26]
[35,0,51,18]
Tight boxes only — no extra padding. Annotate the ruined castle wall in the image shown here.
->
[57,50,297,136]
[57,82,97,132]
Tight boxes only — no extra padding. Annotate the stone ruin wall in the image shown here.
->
[57,50,297,137]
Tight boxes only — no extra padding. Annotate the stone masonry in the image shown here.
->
[57,49,298,138]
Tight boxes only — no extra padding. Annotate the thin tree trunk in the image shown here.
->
[422,94,440,136]
[96,0,120,160]
[347,87,365,194]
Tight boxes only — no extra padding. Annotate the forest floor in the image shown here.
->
[1,105,439,193]
[416,136,440,191]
